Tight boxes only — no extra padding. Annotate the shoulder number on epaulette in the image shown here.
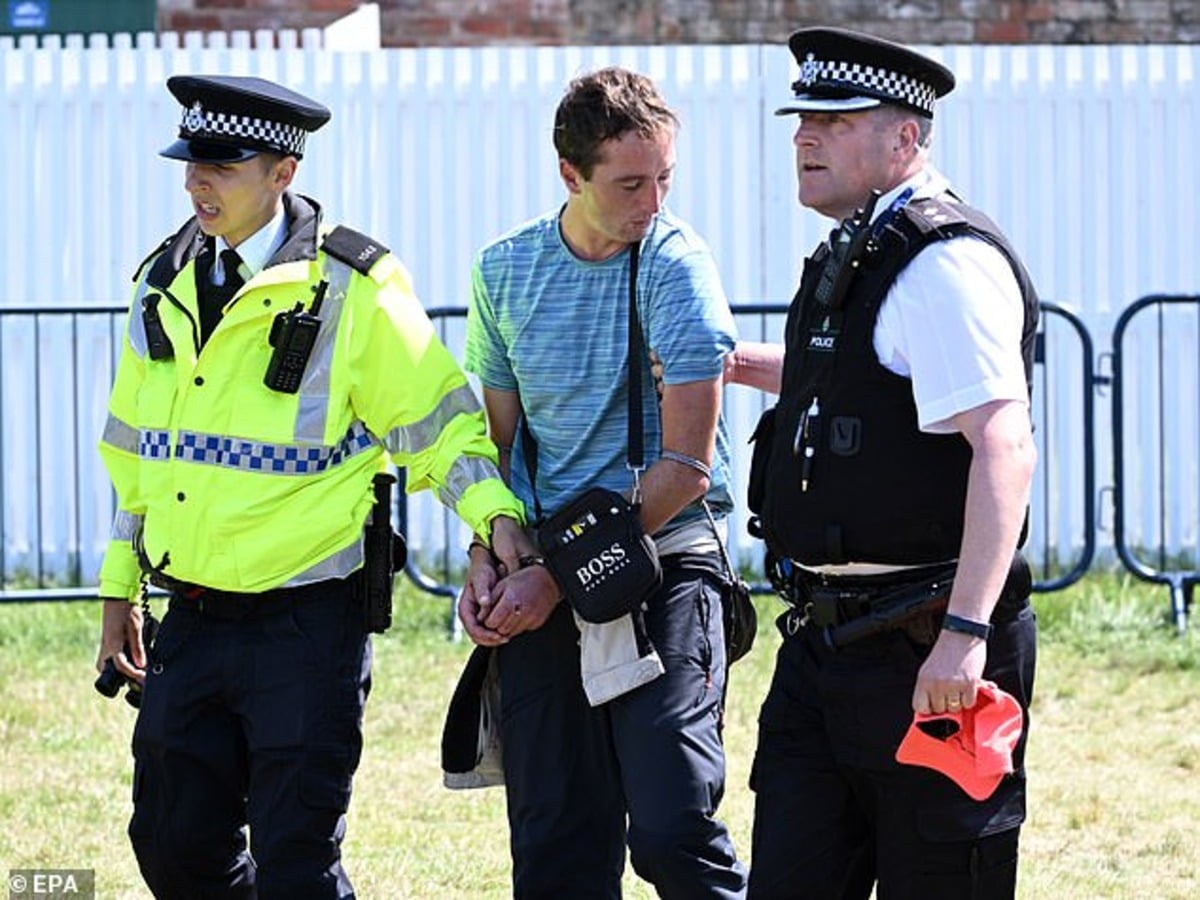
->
[322,225,390,276]
[902,197,970,236]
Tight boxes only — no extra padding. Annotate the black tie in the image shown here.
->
[198,248,245,346]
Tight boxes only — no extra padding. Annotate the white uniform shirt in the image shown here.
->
[870,168,1030,434]
[213,207,287,285]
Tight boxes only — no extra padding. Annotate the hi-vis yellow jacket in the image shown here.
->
[98,193,523,599]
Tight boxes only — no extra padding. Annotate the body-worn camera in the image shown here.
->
[142,293,174,361]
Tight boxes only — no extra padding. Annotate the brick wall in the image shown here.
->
[158,0,1200,45]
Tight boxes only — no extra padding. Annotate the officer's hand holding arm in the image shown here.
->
[488,514,535,576]
[912,399,1035,715]
[638,376,721,535]
[475,387,561,637]
[97,597,146,684]
[723,341,785,394]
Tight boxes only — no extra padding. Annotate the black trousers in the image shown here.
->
[748,581,1037,900]
[128,576,370,900]
[497,559,748,900]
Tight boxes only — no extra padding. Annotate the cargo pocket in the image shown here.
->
[299,751,356,814]
[914,767,1027,842]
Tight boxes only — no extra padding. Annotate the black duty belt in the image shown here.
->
[785,561,956,615]
[170,585,289,621]
[777,552,1031,650]
[781,562,958,649]
[164,575,351,621]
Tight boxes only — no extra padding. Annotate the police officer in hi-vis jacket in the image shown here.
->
[95,75,534,899]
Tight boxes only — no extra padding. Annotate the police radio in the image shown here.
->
[813,190,881,310]
[265,281,326,393]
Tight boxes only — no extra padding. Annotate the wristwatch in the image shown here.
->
[941,612,993,640]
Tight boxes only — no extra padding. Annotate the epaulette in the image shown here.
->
[901,196,971,237]
[130,234,174,283]
[321,225,390,276]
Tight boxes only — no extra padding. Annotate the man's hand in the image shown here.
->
[911,629,987,715]
[457,547,509,646]
[481,563,561,639]
[96,598,146,685]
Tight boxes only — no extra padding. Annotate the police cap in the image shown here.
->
[776,27,955,120]
[161,74,331,163]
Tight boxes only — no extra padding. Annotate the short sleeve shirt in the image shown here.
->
[465,208,737,523]
[871,170,1030,434]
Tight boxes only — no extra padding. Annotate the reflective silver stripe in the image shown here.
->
[435,454,503,511]
[281,536,365,587]
[295,255,353,443]
[101,414,140,455]
[126,276,157,359]
[110,510,143,542]
[171,420,378,474]
[383,383,483,456]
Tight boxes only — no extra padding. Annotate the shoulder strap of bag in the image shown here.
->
[701,499,736,583]
[626,241,645,478]
[521,241,644,522]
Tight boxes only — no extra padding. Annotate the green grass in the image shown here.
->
[1,573,1197,899]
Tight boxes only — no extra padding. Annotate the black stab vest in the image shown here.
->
[755,195,1040,565]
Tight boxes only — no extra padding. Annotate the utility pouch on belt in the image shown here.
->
[361,471,406,634]
[536,488,661,624]
[746,405,775,520]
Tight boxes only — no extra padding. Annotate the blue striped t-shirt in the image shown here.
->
[465,208,737,532]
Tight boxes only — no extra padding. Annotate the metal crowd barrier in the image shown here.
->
[1109,295,1200,633]
[0,299,1195,636]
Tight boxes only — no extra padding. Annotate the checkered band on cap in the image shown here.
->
[181,100,308,156]
[796,51,939,115]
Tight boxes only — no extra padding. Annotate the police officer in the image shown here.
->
[730,28,1040,899]
[94,75,530,899]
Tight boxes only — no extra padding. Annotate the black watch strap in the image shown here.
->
[941,612,993,640]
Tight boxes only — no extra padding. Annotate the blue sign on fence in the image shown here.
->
[8,0,48,30]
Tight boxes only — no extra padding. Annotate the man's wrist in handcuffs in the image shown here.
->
[518,555,564,603]
[467,537,493,562]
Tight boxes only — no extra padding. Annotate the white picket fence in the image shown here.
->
[1,30,1197,587]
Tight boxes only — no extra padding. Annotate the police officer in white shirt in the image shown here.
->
[729,27,1040,899]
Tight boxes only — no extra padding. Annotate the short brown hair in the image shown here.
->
[553,67,679,179]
